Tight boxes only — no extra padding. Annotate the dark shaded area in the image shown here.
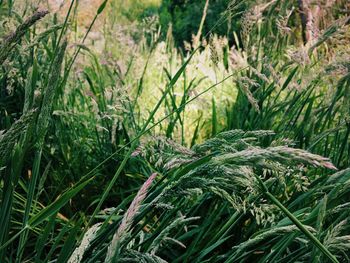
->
[159,0,244,47]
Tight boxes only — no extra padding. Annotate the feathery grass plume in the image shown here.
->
[325,55,350,77]
[164,156,197,170]
[240,0,275,47]
[236,77,260,112]
[231,225,316,258]
[249,66,269,83]
[120,249,167,263]
[165,164,261,216]
[240,6,260,47]
[151,129,337,229]
[213,146,337,170]
[209,186,243,209]
[269,147,337,170]
[0,109,36,166]
[276,8,294,35]
[137,136,197,170]
[286,45,310,66]
[218,129,275,140]
[309,15,350,54]
[36,40,67,148]
[229,47,248,69]
[105,173,157,262]
[0,10,49,65]
[68,223,102,263]
[329,202,350,216]
[148,216,199,254]
[193,129,274,153]
[324,219,350,256]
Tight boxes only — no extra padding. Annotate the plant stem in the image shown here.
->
[264,191,339,263]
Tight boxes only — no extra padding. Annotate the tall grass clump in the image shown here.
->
[1,0,350,262]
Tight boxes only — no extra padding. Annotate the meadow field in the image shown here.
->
[0,0,350,262]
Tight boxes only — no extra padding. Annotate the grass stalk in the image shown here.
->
[255,175,339,263]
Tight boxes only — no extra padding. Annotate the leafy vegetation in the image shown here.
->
[159,0,242,46]
[0,0,350,262]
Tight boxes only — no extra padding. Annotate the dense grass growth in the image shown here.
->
[1,0,350,262]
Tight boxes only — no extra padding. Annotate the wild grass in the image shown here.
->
[0,0,350,262]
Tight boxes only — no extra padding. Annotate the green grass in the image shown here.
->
[0,0,350,262]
